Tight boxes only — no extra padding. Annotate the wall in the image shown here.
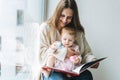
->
[47,0,120,80]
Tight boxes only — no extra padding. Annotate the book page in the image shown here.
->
[72,65,84,74]
[72,57,107,74]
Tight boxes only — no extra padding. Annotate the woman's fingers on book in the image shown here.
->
[91,63,99,68]
[47,68,51,71]
[40,66,51,73]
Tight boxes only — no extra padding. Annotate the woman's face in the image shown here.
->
[59,8,73,28]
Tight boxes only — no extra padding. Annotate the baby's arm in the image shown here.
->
[50,41,58,52]
[70,55,82,65]
[70,45,82,65]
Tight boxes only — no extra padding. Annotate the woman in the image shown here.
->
[37,0,98,80]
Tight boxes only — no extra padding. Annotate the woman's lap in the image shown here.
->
[43,71,68,80]
[43,70,93,80]
[69,70,93,80]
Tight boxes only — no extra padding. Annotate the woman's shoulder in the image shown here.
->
[76,31,85,37]
[40,22,57,33]
[39,22,50,29]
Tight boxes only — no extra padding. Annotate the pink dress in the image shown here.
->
[53,41,82,71]
[54,58,75,71]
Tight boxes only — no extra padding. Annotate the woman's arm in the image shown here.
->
[82,33,96,62]
[39,23,67,63]
[39,23,51,63]
[77,32,96,63]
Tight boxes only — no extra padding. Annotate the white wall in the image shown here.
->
[47,0,120,80]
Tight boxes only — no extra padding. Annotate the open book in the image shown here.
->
[43,57,107,76]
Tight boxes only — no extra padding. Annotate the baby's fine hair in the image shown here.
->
[60,25,77,38]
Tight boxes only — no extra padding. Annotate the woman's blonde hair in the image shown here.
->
[47,0,84,33]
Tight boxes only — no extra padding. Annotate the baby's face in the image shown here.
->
[61,33,75,48]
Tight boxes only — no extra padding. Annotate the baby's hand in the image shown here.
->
[70,55,80,65]
[50,42,57,50]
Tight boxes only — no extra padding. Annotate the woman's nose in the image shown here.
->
[63,17,67,23]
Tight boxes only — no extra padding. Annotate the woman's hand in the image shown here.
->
[91,63,99,68]
[40,66,51,73]
[40,66,51,78]
[66,48,77,58]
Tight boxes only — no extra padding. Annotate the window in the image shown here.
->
[17,10,24,26]
[0,0,47,80]
[16,37,24,52]
[0,36,1,51]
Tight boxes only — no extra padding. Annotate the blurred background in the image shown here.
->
[0,0,120,80]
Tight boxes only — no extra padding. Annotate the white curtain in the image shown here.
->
[40,0,48,23]
[24,0,48,80]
